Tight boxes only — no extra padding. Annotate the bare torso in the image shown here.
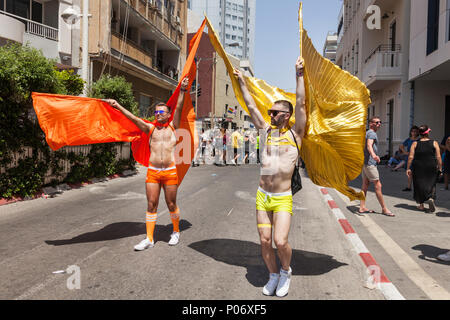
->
[259,128,300,193]
[148,123,177,168]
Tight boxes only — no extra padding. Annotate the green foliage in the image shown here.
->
[55,69,85,96]
[0,45,135,199]
[88,74,139,115]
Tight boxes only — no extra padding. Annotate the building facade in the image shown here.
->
[336,0,412,157]
[323,31,338,63]
[0,0,79,68]
[187,0,255,70]
[187,29,247,130]
[409,0,450,140]
[88,0,188,117]
[336,0,450,157]
[0,0,189,118]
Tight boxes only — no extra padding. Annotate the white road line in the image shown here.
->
[333,190,450,300]
[15,246,109,300]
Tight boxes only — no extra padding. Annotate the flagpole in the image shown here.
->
[299,2,303,58]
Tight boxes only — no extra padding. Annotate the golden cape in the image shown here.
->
[205,3,370,201]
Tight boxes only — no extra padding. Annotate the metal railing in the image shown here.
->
[112,30,179,80]
[365,44,401,64]
[0,10,58,41]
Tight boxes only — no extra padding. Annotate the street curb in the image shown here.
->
[317,186,405,300]
[0,170,137,207]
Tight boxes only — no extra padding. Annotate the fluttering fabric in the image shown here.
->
[32,20,206,185]
[205,4,370,201]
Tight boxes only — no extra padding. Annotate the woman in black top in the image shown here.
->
[406,125,443,212]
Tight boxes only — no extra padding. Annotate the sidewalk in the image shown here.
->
[328,165,450,299]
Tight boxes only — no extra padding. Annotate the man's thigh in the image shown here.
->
[256,210,274,240]
[146,183,162,203]
[162,184,178,204]
[273,212,291,241]
[362,165,380,182]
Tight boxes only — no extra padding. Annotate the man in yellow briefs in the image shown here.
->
[234,57,306,297]
[104,77,189,251]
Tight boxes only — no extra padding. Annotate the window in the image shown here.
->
[6,0,30,19]
[427,0,440,55]
[447,0,450,41]
[226,84,229,96]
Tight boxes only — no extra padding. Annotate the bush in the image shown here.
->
[55,69,85,96]
[88,74,138,115]
[0,45,135,199]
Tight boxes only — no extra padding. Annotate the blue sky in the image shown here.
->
[254,0,342,92]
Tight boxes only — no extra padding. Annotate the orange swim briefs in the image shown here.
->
[146,163,178,185]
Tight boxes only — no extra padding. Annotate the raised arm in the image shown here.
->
[172,77,189,129]
[104,99,151,134]
[233,69,267,130]
[293,57,307,138]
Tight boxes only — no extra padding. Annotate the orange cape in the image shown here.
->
[32,19,207,185]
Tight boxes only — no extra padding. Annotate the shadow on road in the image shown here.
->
[188,238,347,287]
[45,220,192,246]
[412,244,450,265]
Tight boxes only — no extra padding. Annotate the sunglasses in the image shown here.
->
[268,110,289,117]
[154,110,167,115]
[372,121,382,124]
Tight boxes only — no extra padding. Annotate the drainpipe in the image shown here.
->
[410,81,415,128]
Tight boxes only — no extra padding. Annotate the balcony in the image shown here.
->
[362,44,403,90]
[0,10,58,42]
[0,12,25,43]
[110,31,179,86]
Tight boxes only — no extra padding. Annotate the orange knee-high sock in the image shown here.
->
[170,207,180,233]
[146,212,157,242]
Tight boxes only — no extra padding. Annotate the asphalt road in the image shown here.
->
[0,164,408,300]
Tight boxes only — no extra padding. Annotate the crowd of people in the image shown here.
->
[192,128,261,166]
[361,118,449,261]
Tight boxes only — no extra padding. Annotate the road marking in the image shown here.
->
[333,189,450,300]
[15,246,109,300]
[317,186,404,300]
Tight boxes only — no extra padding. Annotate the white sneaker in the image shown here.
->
[134,238,154,251]
[262,273,280,296]
[426,199,436,213]
[168,232,180,246]
[437,251,450,262]
[276,267,292,297]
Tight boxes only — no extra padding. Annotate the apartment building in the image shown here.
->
[336,0,412,157]
[88,0,188,117]
[0,0,188,118]
[323,31,338,63]
[187,28,247,130]
[336,0,450,157]
[0,0,78,68]
[187,0,255,71]
[409,0,450,139]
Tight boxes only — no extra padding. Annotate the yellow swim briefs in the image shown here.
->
[256,187,293,215]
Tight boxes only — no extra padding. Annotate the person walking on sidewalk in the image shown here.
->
[406,125,442,213]
[398,126,420,191]
[104,77,190,250]
[233,57,306,297]
[359,117,394,216]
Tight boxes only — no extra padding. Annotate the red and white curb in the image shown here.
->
[318,186,405,300]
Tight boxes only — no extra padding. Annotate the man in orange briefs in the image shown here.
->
[104,77,189,251]
[233,57,306,297]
